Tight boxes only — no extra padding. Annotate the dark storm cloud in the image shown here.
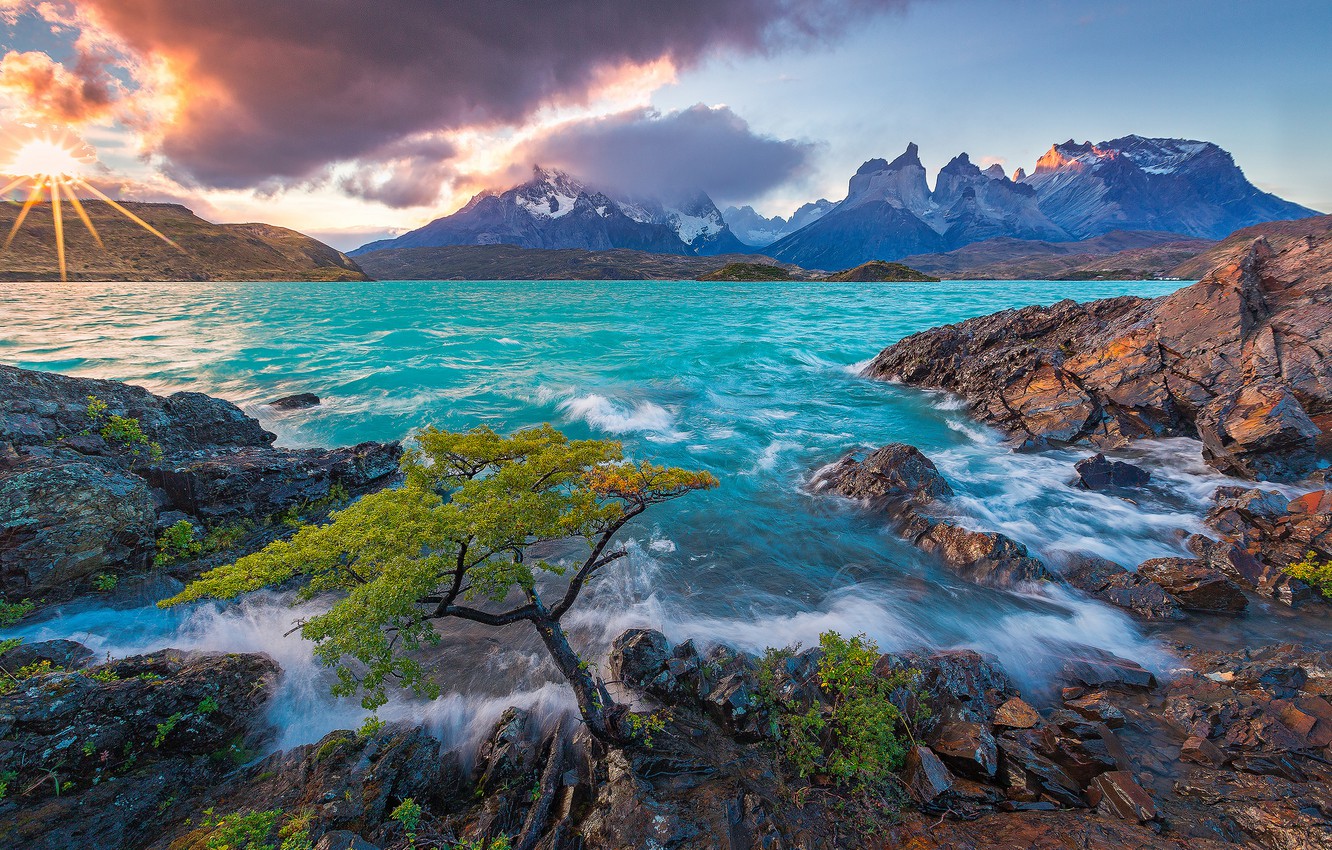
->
[79,0,911,188]
[336,136,458,209]
[515,105,816,203]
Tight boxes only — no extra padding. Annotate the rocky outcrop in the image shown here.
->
[1136,558,1248,614]
[1074,453,1150,491]
[0,365,401,609]
[1193,486,1330,604]
[812,443,1053,588]
[1061,554,1186,620]
[864,218,1332,481]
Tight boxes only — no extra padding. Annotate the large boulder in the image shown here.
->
[0,454,156,599]
[904,517,1054,587]
[1137,557,1248,614]
[1073,454,1150,491]
[864,227,1332,480]
[1197,383,1320,480]
[1061,554,1185,620]
[811,442,954,504]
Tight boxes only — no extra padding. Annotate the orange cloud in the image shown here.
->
[0,49,117,124]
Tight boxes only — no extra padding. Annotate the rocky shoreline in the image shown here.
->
[3,218,1332,848]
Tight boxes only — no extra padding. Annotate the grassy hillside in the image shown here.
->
[0,201,369,281]
[355,244,812,280]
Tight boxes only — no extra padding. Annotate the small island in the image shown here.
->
[697,261,796,281]
[823,260,939,282]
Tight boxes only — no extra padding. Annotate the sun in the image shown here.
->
[0,125,181,282]
[5,137,89,178]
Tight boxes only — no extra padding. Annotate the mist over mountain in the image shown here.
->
[722,199,836,247]
[352,167,748,257]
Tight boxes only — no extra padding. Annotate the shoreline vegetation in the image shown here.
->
[2,214,1331,849]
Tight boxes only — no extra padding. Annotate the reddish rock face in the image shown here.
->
[1136,557,1248,614]
[864,218,1332,481]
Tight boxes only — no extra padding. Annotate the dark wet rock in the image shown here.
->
[0,364,402,610]
[1197,382,1320,481]
[993,697,1041,729]
[1057,647,1157,692]
[1062,553,1186,620]
[1137,557,1248,614]
[314,832,381,850]
[1201,487,1332,604]
[863,232,1332,481]
[145,441,402,525]
[903,516,1054,587]
[881,648,1018,730]
[474,707,541,796]
[0,454,156,599]
[931,720,999,780]
[609,628,676,699]
[1179,735,1229,768]
[270,392,321,410]
[902,744,955,805]
[0,638,95,671]
[1087,771,1157,822]
[996,737,1084,807]
[1064,693,1126,728]
[1074,453,1150,491]
[811,442,954,504]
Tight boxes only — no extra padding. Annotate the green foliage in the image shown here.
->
[198,696,221,714]
[1286,551,1332,598]
[202,521,252,554]
[160,424,717,718]
[86,667,121,684]
[356,715,386,738]
[0,636,21,656]
[0,597,34,626]
[453,839,511,850]
[194,807,285,850]
[391,797,422,845]
[93,573,119,592]
[86,395,163,462]
[1,659,62,694]
[624,710,670,748]
[0,769,14,801]
[759,631,921,790]
[154,712,184,748]
[156,520,203,566]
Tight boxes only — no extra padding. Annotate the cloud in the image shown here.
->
[68,0,910,189]
[336,135,458,209]
[0,49,117,124]
[510,104,816,203]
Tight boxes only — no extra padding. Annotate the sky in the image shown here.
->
[0,0,1327,251]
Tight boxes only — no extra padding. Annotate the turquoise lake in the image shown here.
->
[6,277,1255,748]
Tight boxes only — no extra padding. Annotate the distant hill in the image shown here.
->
[898,230,1214,280]
[1169,214,1332,279]
[0,201,368,281]
[354,244,812,280]
[353,167,748,257]
[699,262,793,281]
[824,261,938,282]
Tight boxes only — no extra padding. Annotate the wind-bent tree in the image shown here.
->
[160,424,716,743]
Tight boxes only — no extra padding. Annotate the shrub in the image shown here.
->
[156,520,202,566]
[0,598,34,626]
[86,395,163,462]
[759,631,922,790]
[1286,551,1332,598]
[153,712,184,747]
[93,573,119,592]
[391,797,423,845]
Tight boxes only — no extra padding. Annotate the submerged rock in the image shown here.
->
[1073,453,1150,491]
[269,392,322,410]
[863,223,1332,481]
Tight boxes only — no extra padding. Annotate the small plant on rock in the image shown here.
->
[759,631,923,791]
[0,598,34,626]
[86,395,163,462]
[391,797,423,846]
[1286,551,1332,598]
[93,573,119,592]
[156,520,202,566]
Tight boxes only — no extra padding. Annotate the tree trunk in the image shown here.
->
[531,615,628,744]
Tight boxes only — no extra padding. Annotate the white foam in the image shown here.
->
[558,393,687,441]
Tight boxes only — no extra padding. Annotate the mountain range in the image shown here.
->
[352,167,748,257]
[352,135,1320,272]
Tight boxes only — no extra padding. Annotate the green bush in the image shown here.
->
[759,631,922,790]
[1286,551,1332,598]
[0,598,34,626]
[93,573,119,592]
[156,520,202,566]
[86,395,163,462]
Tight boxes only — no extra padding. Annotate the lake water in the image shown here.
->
[6,277,1254,750]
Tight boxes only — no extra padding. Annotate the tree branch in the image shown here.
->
[550,506,642,619]
[439,604,537,627]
